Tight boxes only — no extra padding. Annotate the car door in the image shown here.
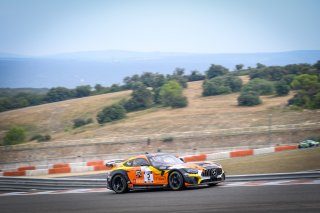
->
[134,158,154,185]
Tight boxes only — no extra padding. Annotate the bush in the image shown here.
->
[30,134,51,142]
[275,81,290,96]
[205,64,229,79]
[73,118,93,128]
[202,81,231,96]
[97,104,126,124]
[162,136,174,143]
[159,80,188,108]
[238,91,262,106]
[123,85,154,112]
[288,74,320,109]
[188,70,205,81]
[171,96,188,108]
[3,127,26,145]
[202,75,242,96]
[242,78,274,95]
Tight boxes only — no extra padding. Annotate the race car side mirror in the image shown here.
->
[180,158,185,162]
[105,163,113,167]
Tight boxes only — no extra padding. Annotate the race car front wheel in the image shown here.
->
[111,174,128,193]
[169,171,184,191]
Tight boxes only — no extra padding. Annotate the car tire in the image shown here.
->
[111,174,128,194]
[168,171,184,191]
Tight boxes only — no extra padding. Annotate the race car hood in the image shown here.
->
[167,161,221,171]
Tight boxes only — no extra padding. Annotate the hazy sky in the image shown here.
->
[0,0,319,56]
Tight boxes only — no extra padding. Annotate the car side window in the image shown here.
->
[124,160,134,167]
[134,158,149,166]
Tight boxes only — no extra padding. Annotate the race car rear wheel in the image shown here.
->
[111,174,128,193]
[169,171,184,191]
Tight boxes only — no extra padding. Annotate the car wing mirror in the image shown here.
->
[105,162,114,167]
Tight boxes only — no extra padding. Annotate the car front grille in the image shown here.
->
[201,168,222,177]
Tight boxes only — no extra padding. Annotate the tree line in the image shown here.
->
[1,61,320,112]
[201,61,320,107]
[2,60,320,145]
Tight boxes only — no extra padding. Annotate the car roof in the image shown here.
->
[124,153,175,162]
[146,153,173,158]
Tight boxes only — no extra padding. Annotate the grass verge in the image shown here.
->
[217,147,320,175]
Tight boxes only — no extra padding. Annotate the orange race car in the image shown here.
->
[106,153,225,193]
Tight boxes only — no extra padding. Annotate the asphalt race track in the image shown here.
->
[1,183,320,213]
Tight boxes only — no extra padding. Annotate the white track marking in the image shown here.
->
[1,179,319,197]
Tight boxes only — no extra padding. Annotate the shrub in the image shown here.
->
[97,104,126,124]
[123,85,154,112]
[275,81,290,96]
[30,134,51,142]
[159,80,188,108]
[3,127,26,145]
[288,74,320,109]
[202,75,242,96]
[171,96,188,108]
[162,136,174,143]
[242,78,274,95]
[73,118,93,128]
[205,64,229,79]
[238,91,262,106]
[202,81,231,96]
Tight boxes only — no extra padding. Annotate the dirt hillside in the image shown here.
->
[0,77,319,144]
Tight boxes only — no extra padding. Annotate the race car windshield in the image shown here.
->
[149,154,183,167]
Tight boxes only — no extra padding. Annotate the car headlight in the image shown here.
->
[184,168,198,174]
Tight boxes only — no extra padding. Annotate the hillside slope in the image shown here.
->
[0,78,319,144]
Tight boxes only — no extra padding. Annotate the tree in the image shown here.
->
[109,84,122,92]
[46,87,75,102]
[249,66,287,81]
[291,74,319,91]
[3,127,26,145]
[159,80,188,108]
[225,75,243,92]
[94,84,104,92]
[123,85,154,112]
[242,78,275,95]
[170,96,188,108]
[288,74,320,109]
[313,60,320,70]
[238,91,262,106]
[141,72,166,88]
[205,64,229,79]
[202,79,231,96]
[235,64,244,71]
[75,85,92,98]
[275,81,290,96]
[97,104,126,124]
[256,63,266,69]
[167,68,188,88]
[202,75,242,96]
[188,70,205,81]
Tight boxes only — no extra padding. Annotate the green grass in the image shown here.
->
[216,147,320,175]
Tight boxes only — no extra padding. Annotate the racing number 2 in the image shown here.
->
[142,167,153,183]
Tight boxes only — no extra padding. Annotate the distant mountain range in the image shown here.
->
[1,50,320,88]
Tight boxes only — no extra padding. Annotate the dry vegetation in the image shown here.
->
[0,77,319,143]
[217,147,320,175]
